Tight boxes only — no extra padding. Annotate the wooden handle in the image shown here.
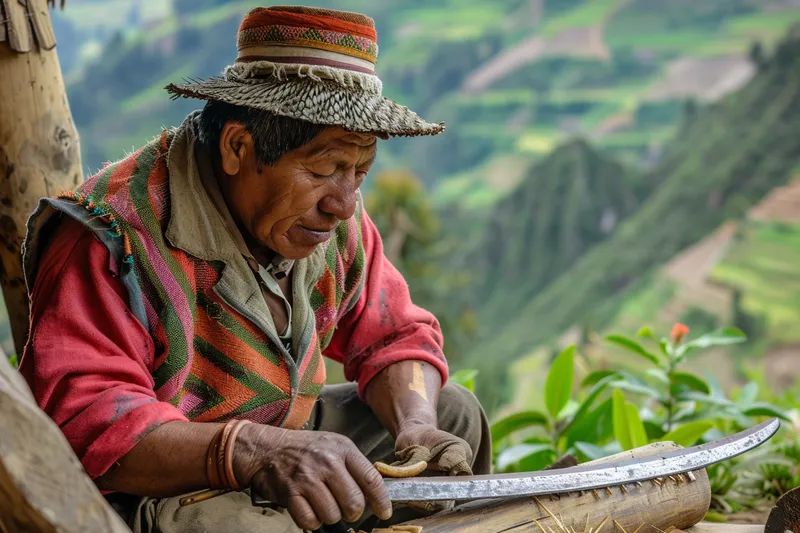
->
[398,442,712,532]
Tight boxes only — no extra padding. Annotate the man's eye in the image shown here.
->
[312,169,336,178]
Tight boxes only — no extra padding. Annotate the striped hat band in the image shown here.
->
[236,6,379,74]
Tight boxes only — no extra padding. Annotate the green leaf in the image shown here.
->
[581,370,617,388]
[626,404,649,449]
[613,390,648,451]
[670,372,711,395]
[563,374,616,436]
[609,380,662,401]
[644,420,666,440]
[677,392,735,408]
[662,421,714,447]
[490,411,549,444]
[704,511,727,523]
[636,326,655,339]
[544,346,575,419]
[677,327,747,357]
[565,397,614,447]
[645,368,670,385]
[605,335,660,365]
[742,403,791,421]
[495,443,556,472]
[450,369,478,392]
[574,441,609,461]
[737,382,758,406]
[8,353,18,368]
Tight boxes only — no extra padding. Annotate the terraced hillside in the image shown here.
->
[464,26,800,409]
[56,0,800,202]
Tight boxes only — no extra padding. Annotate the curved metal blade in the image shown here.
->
[385,418,780,502]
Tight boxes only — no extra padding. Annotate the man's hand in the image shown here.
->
[234,424,392,530]
[393,423,473,476]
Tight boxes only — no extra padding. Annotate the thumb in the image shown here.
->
[436,445,473,476]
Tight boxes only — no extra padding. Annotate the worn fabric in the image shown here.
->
[122,382,492,533]
[20,115,448,481]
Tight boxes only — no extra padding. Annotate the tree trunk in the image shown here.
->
[0,0,83,355]
[397,442,713,532]
[0,348,130,533]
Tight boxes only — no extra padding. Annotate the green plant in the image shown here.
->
[8,353,17,368]
[604,324,789,446]
[489,345,620,471]
[486,322,797,516]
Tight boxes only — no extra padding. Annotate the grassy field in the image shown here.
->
[539,0,623,36]
[711,222,800,345]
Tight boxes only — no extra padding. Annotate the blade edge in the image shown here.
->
[386,418,779,501]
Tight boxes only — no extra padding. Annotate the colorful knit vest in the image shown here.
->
[23,129,366,429]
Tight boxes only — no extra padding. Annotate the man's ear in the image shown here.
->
[218,121,251,176]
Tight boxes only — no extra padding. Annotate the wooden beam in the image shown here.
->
[0,349,130,532]
[0,0,83,355]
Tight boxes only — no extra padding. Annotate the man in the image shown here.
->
[19,5,491,533]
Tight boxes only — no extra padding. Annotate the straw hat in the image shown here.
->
[165,6,445,137]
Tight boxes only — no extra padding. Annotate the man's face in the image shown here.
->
[218,125,377,260]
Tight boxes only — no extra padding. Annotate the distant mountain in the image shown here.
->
[471,138,641,323]
[464,25,800,409]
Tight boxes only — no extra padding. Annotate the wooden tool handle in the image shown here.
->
[398,442,712,532]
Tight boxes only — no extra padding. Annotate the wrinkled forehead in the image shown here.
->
[302,127,378,157]
[340,132,378,147]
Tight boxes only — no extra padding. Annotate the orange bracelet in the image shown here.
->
[206,426,225,489]
[207,420,252,490]
[224,420,252,491]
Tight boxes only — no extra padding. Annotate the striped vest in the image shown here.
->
[23,128,366,429]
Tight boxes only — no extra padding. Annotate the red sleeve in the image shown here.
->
[19,216,188,480]
[323,207,449,398]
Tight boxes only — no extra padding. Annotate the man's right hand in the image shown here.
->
[233,424,393,530]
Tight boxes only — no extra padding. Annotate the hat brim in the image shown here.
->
[165,76,445,138]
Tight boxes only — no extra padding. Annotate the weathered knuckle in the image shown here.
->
[341,492,366,520]
[362,467,384,489]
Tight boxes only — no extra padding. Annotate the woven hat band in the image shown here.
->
[237,9,378,65]
[237,45,376,74]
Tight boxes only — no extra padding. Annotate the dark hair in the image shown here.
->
[196,100,326,166]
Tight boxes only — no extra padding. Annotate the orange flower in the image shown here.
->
[670,323,690,345]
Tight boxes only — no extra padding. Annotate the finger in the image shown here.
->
[303,483,342,525]
[287,493,321,531]
[345,450,393,521]
[325,465,366,523]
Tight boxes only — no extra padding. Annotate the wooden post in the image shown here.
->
[398,443,713,532]
[0,0,83,355]
[0,348,130,532]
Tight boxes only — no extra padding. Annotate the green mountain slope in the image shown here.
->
[466,26,800,408]
[470,139,641,320]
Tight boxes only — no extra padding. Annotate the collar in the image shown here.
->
[164,112,294,278]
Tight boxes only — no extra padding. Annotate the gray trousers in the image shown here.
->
[116,382,491,533]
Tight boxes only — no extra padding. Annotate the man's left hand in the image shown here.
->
[392,423,473,476]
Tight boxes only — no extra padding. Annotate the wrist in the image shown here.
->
[396,414,437,435]
[231,423,285,488]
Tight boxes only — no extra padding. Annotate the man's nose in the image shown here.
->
[319,177,358,221]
